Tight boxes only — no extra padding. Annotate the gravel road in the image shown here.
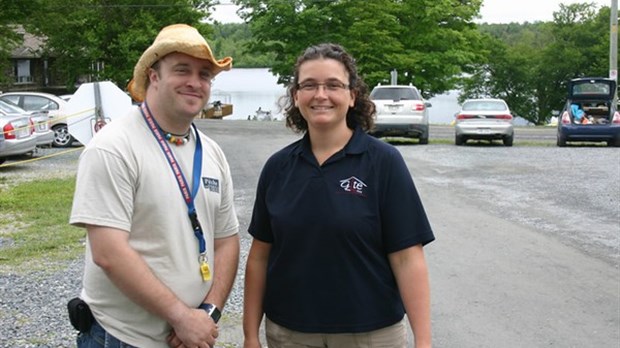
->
[0,120,618,347]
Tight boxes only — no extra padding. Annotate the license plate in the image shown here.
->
[17,127,30,137]
[388,105,399,112]
[477,128,491,134]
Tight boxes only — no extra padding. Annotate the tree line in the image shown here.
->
[0,0,613,125]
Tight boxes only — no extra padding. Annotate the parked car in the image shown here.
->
[0,99,53,147]
[0,129,5,165]
[0,113,37,163]
[368,84,431,144]
[0,91,74,147]
[454,98,514,146]
[30,113,54,147]
[556,77,620,147]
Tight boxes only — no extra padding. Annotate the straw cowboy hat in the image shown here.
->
[127,24,232,102]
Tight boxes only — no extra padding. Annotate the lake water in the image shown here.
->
[210,68,287,121]
[210,68,461,124]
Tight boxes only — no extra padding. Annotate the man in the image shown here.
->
[70,24,240,348]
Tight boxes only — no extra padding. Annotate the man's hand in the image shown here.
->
[166,308,219,348]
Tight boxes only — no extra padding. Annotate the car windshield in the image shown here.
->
[371,87,420,100]
[462,101,507,111]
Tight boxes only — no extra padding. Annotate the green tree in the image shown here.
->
[460,2,610,124]
[459,33,540,122]
[534,3,610,120]
[26,0,219,91]
[0,0,37,85]
[210,23,277,67]
[234,0,485,97]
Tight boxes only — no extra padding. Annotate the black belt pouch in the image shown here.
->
[67,297,94,332]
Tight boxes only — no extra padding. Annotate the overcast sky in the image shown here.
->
[210,0,613,24]
[479,0,610,23]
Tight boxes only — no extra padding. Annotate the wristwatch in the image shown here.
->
[198,303,221,323]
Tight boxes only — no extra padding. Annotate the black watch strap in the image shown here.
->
[198,303,221,323]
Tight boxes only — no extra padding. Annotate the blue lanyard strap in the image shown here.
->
[140,102,206,253]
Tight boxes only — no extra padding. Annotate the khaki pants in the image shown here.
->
[265,317,407,348]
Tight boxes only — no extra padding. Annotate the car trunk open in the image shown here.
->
[565,78,618,125]
[567,100,614,125]
[569,78,616,100]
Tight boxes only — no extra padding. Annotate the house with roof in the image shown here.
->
[1,26,69,94]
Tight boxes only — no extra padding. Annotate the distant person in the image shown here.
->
[70,24,240,348]
[243,43,435,348]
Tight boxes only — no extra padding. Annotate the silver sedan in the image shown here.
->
[0,114,37,163]
[0,99,53,147]
[454,98,514,146]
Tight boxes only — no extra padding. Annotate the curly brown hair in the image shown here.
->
[281,43,375,133]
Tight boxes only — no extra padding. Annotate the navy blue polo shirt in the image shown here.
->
[248,127,434,333]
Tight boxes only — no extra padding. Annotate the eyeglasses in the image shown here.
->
[297,81,349,93]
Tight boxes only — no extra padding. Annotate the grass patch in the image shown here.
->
[0,177,85,271]
[514,140,556,147]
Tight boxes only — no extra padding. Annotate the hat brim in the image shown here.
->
[127,27,232,102]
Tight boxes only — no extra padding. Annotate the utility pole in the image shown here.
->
[390,69,398,85]
[611,0,618,103]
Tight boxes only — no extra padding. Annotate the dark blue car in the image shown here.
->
[556,77,620,147]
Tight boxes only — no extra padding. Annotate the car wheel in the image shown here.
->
[419,137,428,145]
[503,135,514,147]
[455,134,464,146]
[556,133,567,147]
[609,138,620,147]
[52,124,74,148]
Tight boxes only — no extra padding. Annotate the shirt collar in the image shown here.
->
[295,126,369,159]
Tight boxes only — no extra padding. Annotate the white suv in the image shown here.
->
[369,84,431,144]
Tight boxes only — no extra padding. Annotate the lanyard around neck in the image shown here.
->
[139,102,207,254]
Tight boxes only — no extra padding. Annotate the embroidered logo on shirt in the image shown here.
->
[203,177,220,193]
[339,176,367,196]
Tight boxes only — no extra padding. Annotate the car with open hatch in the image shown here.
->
[556,77,620,147]
[368,84,431,144]
[0,91,74,147]
[454,98,514,146]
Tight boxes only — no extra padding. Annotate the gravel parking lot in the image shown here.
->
[1,120,618,347]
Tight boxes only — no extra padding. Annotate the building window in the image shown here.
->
[15,59,32,83]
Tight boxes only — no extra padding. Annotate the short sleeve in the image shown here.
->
[379,148,434,252]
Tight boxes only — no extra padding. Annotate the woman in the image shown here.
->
[243,43,435,348]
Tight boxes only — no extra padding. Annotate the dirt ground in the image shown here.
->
[1,120,617,347]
